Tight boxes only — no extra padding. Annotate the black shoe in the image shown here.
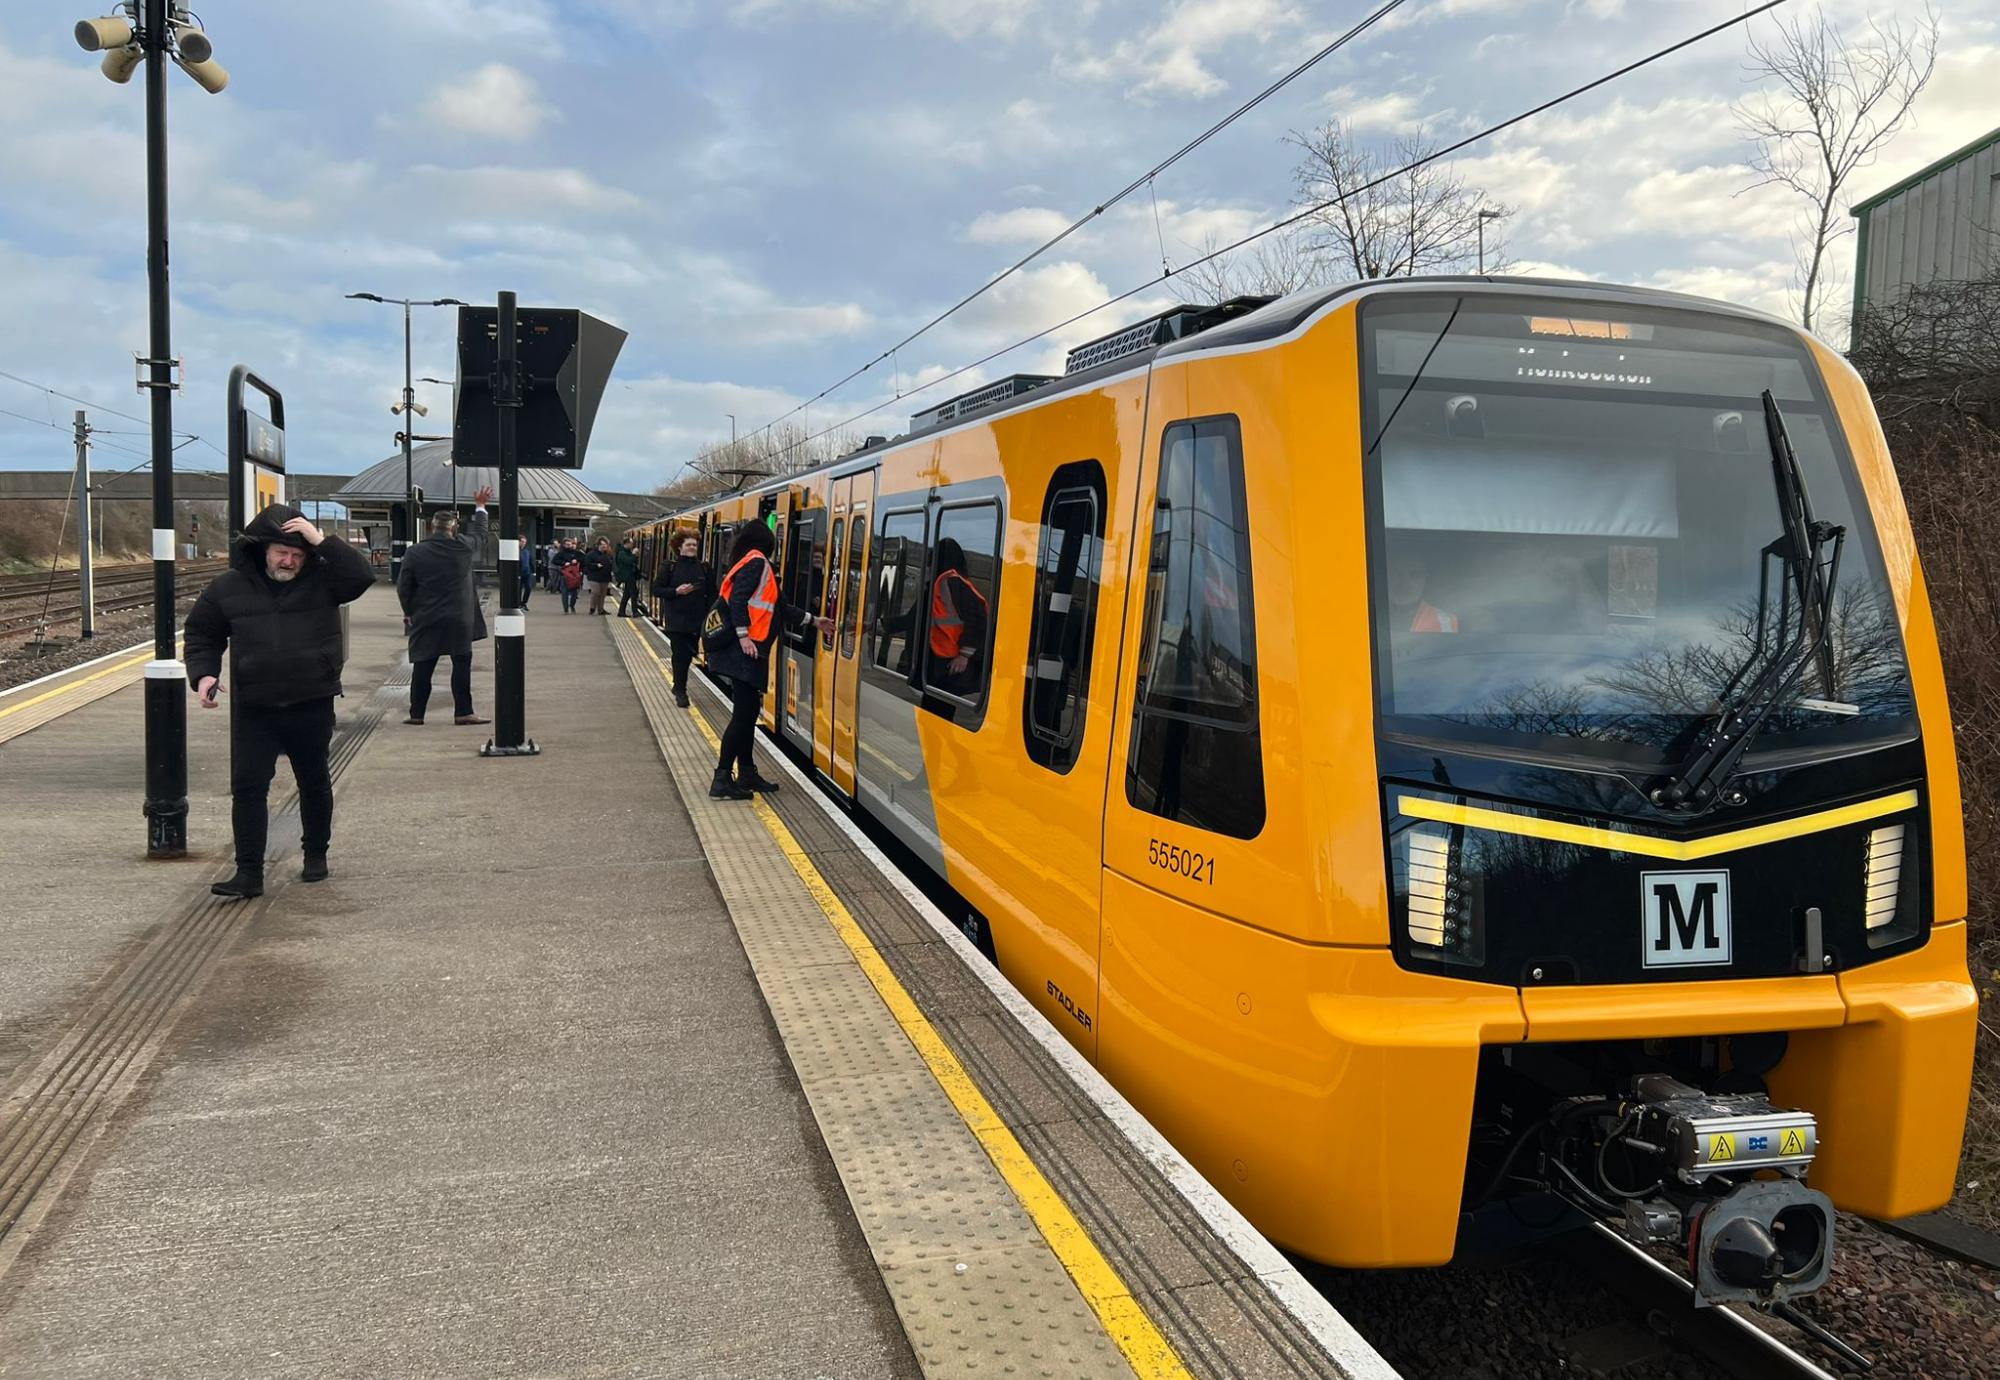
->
[739,773,782,794]
[211,869,264,900]
[301,853,329,883]
[404,715,424,725]
[673,691,690,708]
[709,776,752,801]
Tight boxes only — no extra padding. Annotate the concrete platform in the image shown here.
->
[0,589,1392,1379]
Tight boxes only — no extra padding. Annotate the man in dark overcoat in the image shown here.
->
[397,485,493,727]
[183,503,375,897]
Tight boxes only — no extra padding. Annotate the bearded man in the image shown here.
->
[183,504,375,898]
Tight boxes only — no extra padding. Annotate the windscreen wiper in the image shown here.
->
[1651,392,1845,812]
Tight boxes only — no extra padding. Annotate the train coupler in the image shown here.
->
[1565,1076,1835,1306]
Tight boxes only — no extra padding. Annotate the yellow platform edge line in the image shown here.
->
[0,643,171,724]
[1397,788,1920,861]
[633,631,1189,1380]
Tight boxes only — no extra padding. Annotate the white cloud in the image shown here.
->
[965,206,1072,243]
[421,63,557,140]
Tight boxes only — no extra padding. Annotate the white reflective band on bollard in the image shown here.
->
[152,529,176,561]
[495,614,526,637]
[144,660,187,679]
[499,538,520,561]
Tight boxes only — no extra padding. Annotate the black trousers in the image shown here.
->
[232,697,336,872]
[717,676,763,781]
[617,577,643,616]
[411,652,473,719]
[667,631,697,695]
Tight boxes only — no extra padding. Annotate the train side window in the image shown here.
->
[839,509,866,658]
[1126,416,1265,838]
[1024,462,1106,773]
[924,502,1000,713]
[871,510,929,679]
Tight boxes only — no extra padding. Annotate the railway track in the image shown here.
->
[0,561,225,638]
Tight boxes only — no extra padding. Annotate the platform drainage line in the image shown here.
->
[0,672,394,1263]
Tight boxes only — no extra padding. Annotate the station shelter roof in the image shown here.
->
[334,442,608,515]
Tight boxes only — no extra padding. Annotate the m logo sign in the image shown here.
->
[1641,870,1732,968]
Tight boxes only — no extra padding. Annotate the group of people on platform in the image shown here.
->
[178,506,834,901]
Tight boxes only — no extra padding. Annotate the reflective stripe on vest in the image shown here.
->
[1412,601,1459,633]
[930,570,986,658]
[722,552,779,642]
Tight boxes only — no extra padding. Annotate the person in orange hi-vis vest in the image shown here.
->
[1386,548,1459,634]
[927,537,989,696]
[707,522,832,800]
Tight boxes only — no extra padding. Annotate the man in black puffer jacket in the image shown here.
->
[183,503,375,899]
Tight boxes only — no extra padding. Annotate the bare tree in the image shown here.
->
[1176,225,1322,303]
[674,418,869,496]
[1735,6,1939,335]
[1287,122,1510,281]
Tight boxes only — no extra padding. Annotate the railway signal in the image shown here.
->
[454,294,626,758]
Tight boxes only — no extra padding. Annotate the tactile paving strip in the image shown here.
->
[0,662,399,1279]
[611,621,1139,1380]
[665,635,1396,1380]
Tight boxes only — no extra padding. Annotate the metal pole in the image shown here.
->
[403,300,416,560]
[483,289,536,757]
[1477,219,1485,274]
[142,0,187,857]
[75,411,95,640]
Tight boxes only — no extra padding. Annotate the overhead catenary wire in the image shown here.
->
[760,0,1789,466]
[737,0,1416,451]
[0,367,208,447]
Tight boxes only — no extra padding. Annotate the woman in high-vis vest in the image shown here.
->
[927,537,989,698]
[707,522,831,800]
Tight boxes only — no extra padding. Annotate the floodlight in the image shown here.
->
[75,16,134,52]
[174,23,211,63]
[175,55,228,93]
[101,43,142,83]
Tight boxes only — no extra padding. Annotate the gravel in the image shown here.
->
[0,593,201,693]
[1310,1211,1996,1379]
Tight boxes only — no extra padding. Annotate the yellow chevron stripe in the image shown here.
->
[1396,789,1920,861]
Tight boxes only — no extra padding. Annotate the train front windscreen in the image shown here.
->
[1359,293,1915,769]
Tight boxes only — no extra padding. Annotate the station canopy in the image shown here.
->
[333,441,609,519]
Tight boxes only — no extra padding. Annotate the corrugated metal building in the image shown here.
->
[1850,125,2000,347]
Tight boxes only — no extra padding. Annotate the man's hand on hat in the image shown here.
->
[281,516,324,547]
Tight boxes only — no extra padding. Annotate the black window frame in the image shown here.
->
[1125,415,1266,839]
[1024,460,1107,773]
[838,507,867,659]
[922,497,1002,721]
[868,506,930,686]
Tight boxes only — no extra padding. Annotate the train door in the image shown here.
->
[777,493,826,754]
[826,471,875,795]
[812,476,850,779]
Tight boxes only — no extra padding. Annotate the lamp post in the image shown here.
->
[73,0,229,858]
[345,294,466,577]
[417,377,459,510]
[1476,208,1504,274]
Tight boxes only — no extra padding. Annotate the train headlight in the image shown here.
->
[1863,823,1903,931]
[1401,821,1484,964]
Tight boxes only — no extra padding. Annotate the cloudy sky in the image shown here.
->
[0,0,1990,496]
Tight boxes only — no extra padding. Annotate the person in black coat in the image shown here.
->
[182,502,375,898]
[651,528,714,707]
[708,521,830,800]
[581,538,616,615]
[397,486,493,726]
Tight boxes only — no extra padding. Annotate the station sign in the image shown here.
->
[227,366,288,539]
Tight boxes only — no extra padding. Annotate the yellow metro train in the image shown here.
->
[632,278,1978,1304]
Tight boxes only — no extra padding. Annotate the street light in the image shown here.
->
[344,294,468,577]
[1476,208,1504,274]
[73,0,228,858]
